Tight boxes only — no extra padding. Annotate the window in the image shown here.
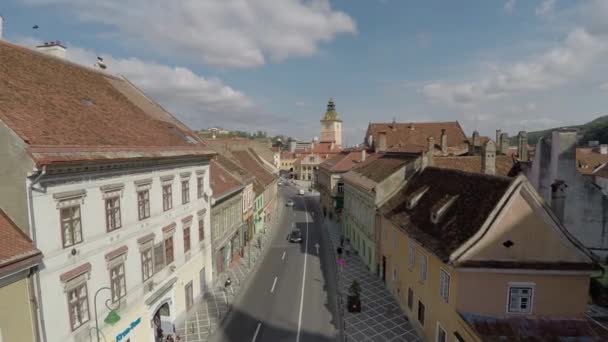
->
[419,254,427,282]
[60,205,83,248]
[105,197,122,231]
[185,281,194,311]
[407,287,413,309]
[199,218,205,242]
[141,247,153,281]
[164,236,174,265]
[182,180,190,204]
[439,269,450,303]
[508,286,533,313]
[137,190,150,220]
[436,323,447,342]
[67,283,90,331]
[183,226,191,253]
[110,263,126,302]
[197,177,205,198]
[163,184,173,211]
[153,242,165,273]
[408,244,415,269]
[417,301,425,326]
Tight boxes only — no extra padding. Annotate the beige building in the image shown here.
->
[379,167,603,341]
[0,209,42,342]
[279,151,296,173]
[316,149,368,219]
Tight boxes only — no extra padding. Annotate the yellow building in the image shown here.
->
[0,209,42,342]
[379,168,603,341]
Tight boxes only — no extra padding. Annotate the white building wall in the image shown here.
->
[31,161,212,342]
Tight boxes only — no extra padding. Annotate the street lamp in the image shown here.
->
[92,286,121,342]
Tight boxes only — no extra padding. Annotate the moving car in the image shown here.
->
[286,199,294,207]
[298,189,305,196]
[288,230,303,243]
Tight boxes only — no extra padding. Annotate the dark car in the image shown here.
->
[288,230,303,243]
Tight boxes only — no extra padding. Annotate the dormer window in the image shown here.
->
[407,186,430,210]
[430,194,459,224]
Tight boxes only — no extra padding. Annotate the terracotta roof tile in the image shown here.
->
[319,150,369,172]
[0,209,41,273]
[0,40,212,164]
[210,160,242,199]
[433,155,519,177]
[463,314,608,341]
[231,150,275,193]
[380,167,514,262]
[367,121,469,152]
[577,148,608,175]
[349,153,416,183]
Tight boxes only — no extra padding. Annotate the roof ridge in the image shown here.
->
[425,166,514,182]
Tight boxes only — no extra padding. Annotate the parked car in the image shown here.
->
[298,189,305,196]
[288,230,303,243]
[286,199,294,207]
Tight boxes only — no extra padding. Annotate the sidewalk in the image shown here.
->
[175,206,280,342]
[325,219,421,342]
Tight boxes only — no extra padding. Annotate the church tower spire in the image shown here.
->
[320,98,343,147]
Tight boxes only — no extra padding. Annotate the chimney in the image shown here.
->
[377,132,387,152]
[600,144,608,155]
[496,129,502,152]
[0,15,4,40]
[361,150,366,162]
[551,180,567,224]
[440,129,448,155]
[482,140,496,175]
[36,41,67,59]
[517,131,528,161]
[500,133,510,155]
[426,136,435,167]
[469,130,480,155]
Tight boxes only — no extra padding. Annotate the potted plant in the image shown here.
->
[347,280,362,312]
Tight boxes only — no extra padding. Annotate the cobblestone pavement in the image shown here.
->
[326,219,422,342]
[175,217,277,341]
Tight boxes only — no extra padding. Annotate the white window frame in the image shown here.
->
[435,322,447,342]
[506,283,534,314]
[439,269,450,303]
[408,243,416,270]
[419,253,427,282]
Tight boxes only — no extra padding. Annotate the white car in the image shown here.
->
[286,199,294,207]
[298,189,305,196]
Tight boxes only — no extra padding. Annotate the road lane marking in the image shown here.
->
[252,322,262,342]
[296,199,310,342]
[271,276,278,293]
[282,251,286,260]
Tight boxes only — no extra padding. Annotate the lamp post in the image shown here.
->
[93,286,121,342]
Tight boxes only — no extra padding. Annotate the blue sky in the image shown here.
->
[2,0,608,145]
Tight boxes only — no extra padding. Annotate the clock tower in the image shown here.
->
[320,98,342,147]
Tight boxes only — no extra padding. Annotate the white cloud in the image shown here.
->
[422,28,606,106]
[504,0,516,13]
[536,0,556,17]
[24,0,357,68]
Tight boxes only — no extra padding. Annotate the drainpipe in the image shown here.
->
[27,165,48,342]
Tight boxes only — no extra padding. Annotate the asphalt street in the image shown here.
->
[211,182,341,342]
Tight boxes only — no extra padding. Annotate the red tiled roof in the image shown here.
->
[281,151,296,159]
[433,155,519,177]
[299,142,341,155]
[381,167,514,262]
[594,163,608,178]
[0,40,213,165]
[349,153,415,183]
[210,160,242,199]
[367,121,469,152]
[320,150,369,172]
[0,209,41,275]
[232,150,275,190]
[577,148,608,175]
[463,314,608,341]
